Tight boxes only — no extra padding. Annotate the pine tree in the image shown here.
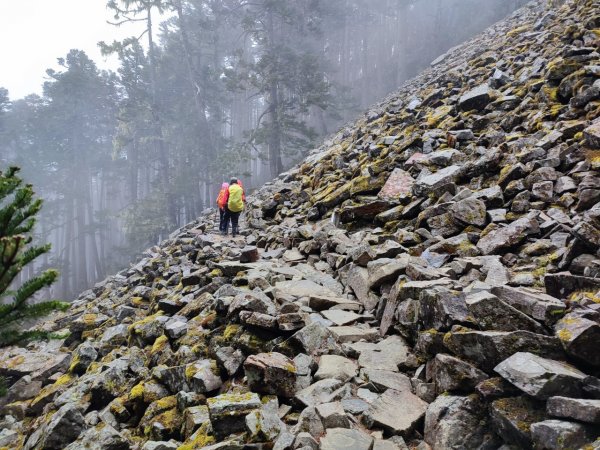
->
[0,166,68,348]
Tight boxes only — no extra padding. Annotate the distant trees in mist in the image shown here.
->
[0,0,528,299]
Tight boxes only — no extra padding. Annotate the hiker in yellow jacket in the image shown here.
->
[222,177,245,236]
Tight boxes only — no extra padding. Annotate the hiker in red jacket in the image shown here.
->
[216,182,229,233]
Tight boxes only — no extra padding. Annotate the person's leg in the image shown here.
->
[219,208,225,231]
[223,208,231,234]
[231,211,240,236]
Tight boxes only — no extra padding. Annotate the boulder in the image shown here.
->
[465,291,546,333]
[207,392,262,439]
[424,395,500,450]
[546,396,600,424]
[494,352,585,399]
[459,84,492,111]
[314,355,358,382]
[433,354,488,394]
[24,403,85,450]
[555,313,600,366]
[477,213,540,255]
[490,286,565,325]
[444,330,564,372]
[490,396,546,448]
[244,352,297,398]
[320,428,374,450]
[530,420,593,450]
[364,389,428,435]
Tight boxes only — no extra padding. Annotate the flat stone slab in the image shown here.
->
[494,352,585,399]
[358,335,411,371]
[275,280,337,299]
[295,379,344,407]
[413,165,462,196]
[364,389,428,435]
[320,428,374,450]
[315,355,358,382]
[308,295,362,311]
[547,396,600,424]
[490,285,565,325]
[321,310,363,326]
[362,368,412,392]
[328,326,379,343]
[378,168,414,201]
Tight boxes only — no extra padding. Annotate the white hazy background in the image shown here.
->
[0,0,148,100]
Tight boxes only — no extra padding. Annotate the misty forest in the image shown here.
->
[1,0,528,300]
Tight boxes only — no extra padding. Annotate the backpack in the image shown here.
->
[227,184,244,213]
[216,188,227,209]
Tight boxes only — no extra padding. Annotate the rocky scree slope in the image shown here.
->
[3,0,600,449]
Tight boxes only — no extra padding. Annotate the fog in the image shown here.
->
[0,0,529,299]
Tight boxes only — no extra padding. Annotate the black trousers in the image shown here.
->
[224,210,241,234]
[219,208,227,231]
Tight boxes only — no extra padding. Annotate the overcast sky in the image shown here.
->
[0,0,150,100]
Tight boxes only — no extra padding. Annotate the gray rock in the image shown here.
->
[295,433,319,450]
[459,84,492,111]
[445,330,564,372]
[490,396,546,448]
[362,368,412,392]
[364,389,428,435]
[165,317,188,339]
[425,395,500,450]
[308,295,362,311]
[275,279,338,299]
[546,396,600,424]
[328,326,379,343]
[240,246,259,263]
[320,428,374,450]
[70,341,98,375]
[367,257,409,290]
[207,392,262,439]
[186,359,223,393]
[477,213,540,255]
[494,352,585,399]
[347,264,374,309]
[450,198,487,227]
[288,322,340,355]
[357,335,411,371]
[530,419,592,450]
[295,378,344,407]
[294,407,325,437]
[584,121,600,148]
[433,354,488,394]
[555,313,600,367]
[465,291,546,333]
[24,403,85,450]
[316,402,351,428]
[413,165,463,196]
[215,346,245,377]
[244,352,297,398]
[490,285,565,325]
[314,355,358,382]
[63,423,128,450]
[182,405,210,439]
[228,289,278,318]
[321,310,362,326]
[246,398,283,441]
